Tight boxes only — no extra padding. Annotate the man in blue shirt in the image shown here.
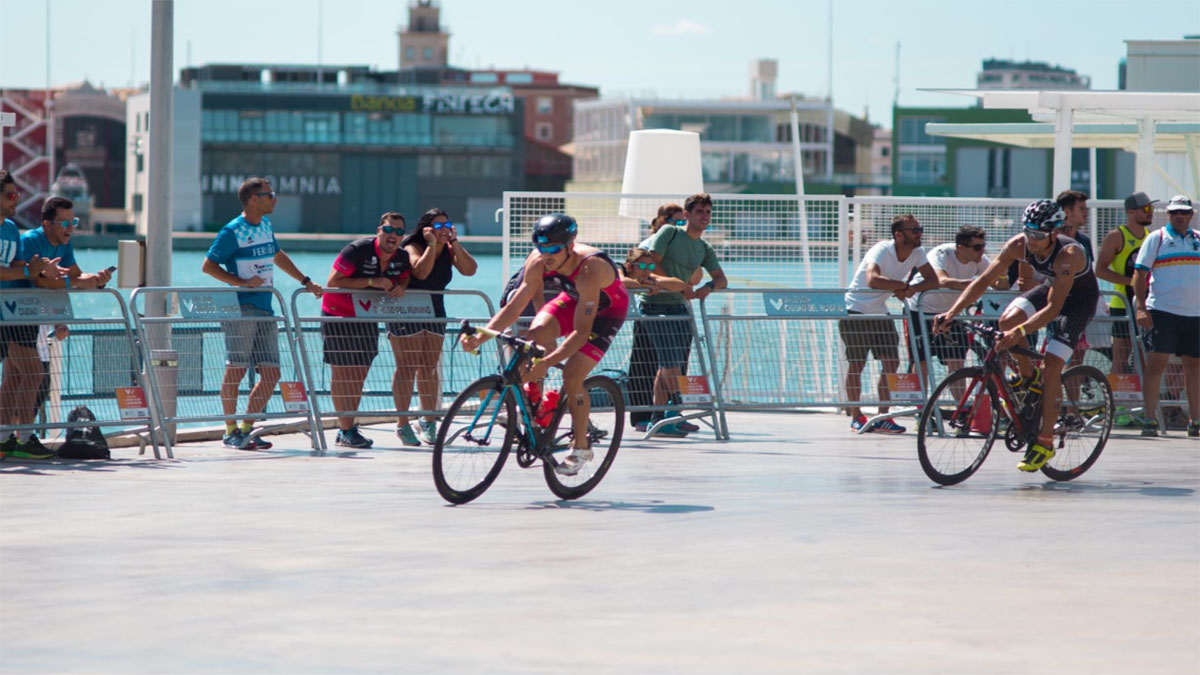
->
[202,177,322,449]
[1,188,77,458]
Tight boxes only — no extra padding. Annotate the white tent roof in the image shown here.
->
[925,122,1200,152]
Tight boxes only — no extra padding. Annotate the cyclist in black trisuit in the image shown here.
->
[933,199,1099,472]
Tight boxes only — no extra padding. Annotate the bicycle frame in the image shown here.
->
[936,323,1045,440]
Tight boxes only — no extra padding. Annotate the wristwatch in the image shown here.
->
[367,278,374,289]
[301,276,312,286]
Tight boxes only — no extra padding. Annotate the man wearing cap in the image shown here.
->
[1097,192,1155,377]
[1132,195,1200,438]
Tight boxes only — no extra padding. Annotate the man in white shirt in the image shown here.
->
[841,214,939,433]
[906,226,1003,390]
[1132,194,1200,437]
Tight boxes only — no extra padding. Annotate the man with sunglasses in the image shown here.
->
[904,225,999,392]
[1096,192,1154,381]
[842,214,938,434]
[319,211,411,448]
[934,199,1100,472]
[0,174,68,458]
[460,213,629,476]
[202,177,323,450]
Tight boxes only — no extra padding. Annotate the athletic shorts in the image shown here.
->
[386,304,447,338]
[839,312,899,363]
[538,292,626,363]
[0,323,38,361]
[1144,309,1200,359]
[321,315,380,367]
[638,301,694,371]
[1006,283,1098,362]
[222,305,281,369]
[906,307,969,365]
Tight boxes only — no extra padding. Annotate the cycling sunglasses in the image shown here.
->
[536,243,565,255]
[379,225,404,235]
[1023,226,1053,240]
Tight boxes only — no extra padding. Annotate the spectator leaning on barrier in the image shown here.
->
[1097,191,1154,381]
[320,212,412,449]
[0,173,67,458]
[202,177,323,450]
[390,207,478,446]
[1132,195,1200,438]
[905,225,1002,392]
[842,214,938,434]
[641,193,727,436]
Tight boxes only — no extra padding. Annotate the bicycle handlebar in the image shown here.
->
[458,320,546,358]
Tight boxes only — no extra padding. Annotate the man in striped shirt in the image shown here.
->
[1133,195,1200,437]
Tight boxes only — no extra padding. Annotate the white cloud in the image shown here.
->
[649,19,712,36]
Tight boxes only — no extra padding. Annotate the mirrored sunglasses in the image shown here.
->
[432,221,453,230]
[52,218,80,229]
[673,218,687,226]
[536,243,565,255]
[636,261,656,271]
[1024,226,1052,240]
[379,225,404,235]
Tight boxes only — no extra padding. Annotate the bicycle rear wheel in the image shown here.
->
[1041,364,1113,481]
[542,375,624,500]
[432,375,518,504]
[917,367,1000,485]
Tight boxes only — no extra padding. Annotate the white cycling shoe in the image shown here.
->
[555,447,594,476]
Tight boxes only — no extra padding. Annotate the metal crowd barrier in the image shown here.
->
[607,295,726,440]
[699,288,922,433]
[289,288,500,446]
[0,288,159,456]
[130,286,323,457]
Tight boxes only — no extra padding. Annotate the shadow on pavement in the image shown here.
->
[526,499,715,514]
[1016,481,1196,498]
[0,458,176,475]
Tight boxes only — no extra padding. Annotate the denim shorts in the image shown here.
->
[222,304,281,368]
[639,301,694,371]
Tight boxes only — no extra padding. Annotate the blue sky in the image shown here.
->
[1,0,1197,128]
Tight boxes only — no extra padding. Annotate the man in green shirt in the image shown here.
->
[641,192,728,435]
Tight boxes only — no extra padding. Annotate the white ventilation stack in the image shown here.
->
[618,129,704,226]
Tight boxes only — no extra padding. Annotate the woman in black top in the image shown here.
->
[388,207,478,445]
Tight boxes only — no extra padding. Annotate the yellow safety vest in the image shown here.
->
[1108,224,1147,310]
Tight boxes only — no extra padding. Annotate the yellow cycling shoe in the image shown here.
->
[1018,440,1055,472]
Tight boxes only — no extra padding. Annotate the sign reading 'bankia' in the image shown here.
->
[762,292,847,316]
[202,174,342,196]
[349,93,515,115]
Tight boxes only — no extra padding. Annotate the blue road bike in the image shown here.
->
[432,321,625,504]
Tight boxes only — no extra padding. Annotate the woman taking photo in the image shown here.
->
[388,208,478,445]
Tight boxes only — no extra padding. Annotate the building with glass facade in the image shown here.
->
[569,97,877,194]
[125,64,525,235]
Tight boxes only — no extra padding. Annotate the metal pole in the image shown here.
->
[46,0,55,188]
[1088,147,1098,244]
[147,0,174,347]
[790,97,812,287]
[1052,106,1073,196]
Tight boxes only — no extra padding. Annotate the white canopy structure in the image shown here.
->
[920,89,1200,197]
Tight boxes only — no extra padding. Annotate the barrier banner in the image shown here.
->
[116,387,150,420]
[676,375,713,404]
[280,381,310,412]
[885,373,924,402]
[1107,374,1142,403]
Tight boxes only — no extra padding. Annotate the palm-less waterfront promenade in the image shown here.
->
[2,412,1197,674]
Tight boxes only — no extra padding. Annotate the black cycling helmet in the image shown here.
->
[531,213,578,245]
[1022,199,1066,232]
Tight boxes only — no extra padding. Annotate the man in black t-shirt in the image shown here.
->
[319,212,411,448]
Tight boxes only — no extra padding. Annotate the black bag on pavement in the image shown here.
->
[57,406,111,460]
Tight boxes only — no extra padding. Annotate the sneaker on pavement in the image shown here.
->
[1142,419,1159,437]
[633,420,652,433]
[850,414,869,432]
[1164,406,1189,430]
[870,418,907,434]
[8,435,54,460]
[416,419,438,446]
[676,419,701,432]
[335,426,373,449]
[1188,421,1199,439]
[396,424,420,446]
[223,430,249,449]
[1017,441,1054,472]
[655,422,689,438]
[1,434,18,455]
[245,435,273,450]
[555,447,594,476]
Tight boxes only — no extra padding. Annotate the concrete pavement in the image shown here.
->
[2,413,1197,674]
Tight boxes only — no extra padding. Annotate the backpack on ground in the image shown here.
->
[57,406,111,460]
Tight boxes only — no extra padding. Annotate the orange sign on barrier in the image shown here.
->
[675,375,713,404]
[1107,374,1142,403]
[280,381,310,412]
[885,373,924,402]
[115,387,149,420]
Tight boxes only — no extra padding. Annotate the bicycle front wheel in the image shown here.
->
[542,375,625,500]
[1041,364,1113,481]
[432,375,517,504]
[917,367,999,485]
